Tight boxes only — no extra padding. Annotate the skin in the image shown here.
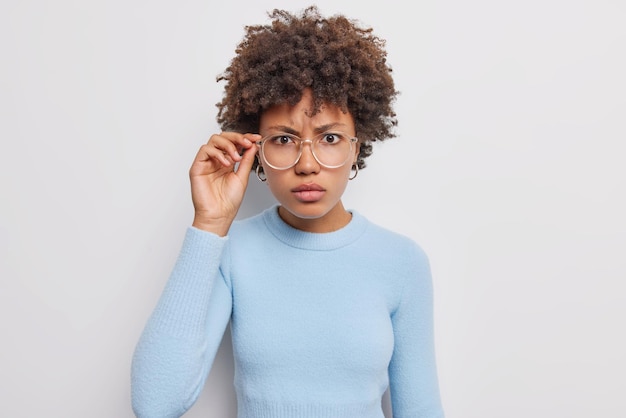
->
[190,89,359,236]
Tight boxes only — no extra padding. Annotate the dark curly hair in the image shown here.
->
[216,5,398,169]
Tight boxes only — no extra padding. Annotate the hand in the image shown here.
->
[189,132,261,236]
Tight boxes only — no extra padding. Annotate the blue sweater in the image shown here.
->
[131,206,444,418]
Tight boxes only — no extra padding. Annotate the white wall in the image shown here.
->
[1,0,624,417]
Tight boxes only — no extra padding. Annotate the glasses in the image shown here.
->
[256,131,358,170]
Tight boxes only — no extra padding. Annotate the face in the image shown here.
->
[258,89,359,233]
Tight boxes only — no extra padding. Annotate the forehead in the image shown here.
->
[259,94,354,133]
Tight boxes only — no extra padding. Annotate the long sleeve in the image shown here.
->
[131,227,233,418]
[388,243,445,418]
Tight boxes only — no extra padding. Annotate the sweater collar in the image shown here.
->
[262,205,368,251]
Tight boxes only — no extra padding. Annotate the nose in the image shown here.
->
[294,139,320,175]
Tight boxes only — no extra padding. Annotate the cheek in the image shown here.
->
[340,164,352,179]
[263,170,288,195]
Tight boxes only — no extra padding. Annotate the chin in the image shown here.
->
[280,202,333,220]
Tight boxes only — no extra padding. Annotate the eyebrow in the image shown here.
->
[266,123,349,136]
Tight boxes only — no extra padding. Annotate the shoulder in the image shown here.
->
[225,206,279,252]
[229,208,270,237]
[356,213,433,294]
[354,213,433,307]
[357,212,430,262]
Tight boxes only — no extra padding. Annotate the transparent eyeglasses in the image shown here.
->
[256,131,358,170]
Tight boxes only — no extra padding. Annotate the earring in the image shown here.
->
[349,163,359,180]
[256,165,267,182]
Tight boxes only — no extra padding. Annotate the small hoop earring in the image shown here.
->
[256,165,267,182]
[349,164,359,180]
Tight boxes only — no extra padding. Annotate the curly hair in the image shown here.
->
[216,5,398,169]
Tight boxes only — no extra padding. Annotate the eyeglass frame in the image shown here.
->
[255,131,359,170]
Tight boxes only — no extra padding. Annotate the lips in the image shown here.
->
[291,183,326,202]
[292,183,325,192]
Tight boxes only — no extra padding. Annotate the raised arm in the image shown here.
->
[131,132,258,417]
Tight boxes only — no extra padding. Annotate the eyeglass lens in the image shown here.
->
[261,132,354,169]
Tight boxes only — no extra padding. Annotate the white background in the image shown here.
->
[1,0,624,417]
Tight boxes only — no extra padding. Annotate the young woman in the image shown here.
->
[131,6,445,418]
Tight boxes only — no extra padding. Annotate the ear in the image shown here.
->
[353,140,361,162]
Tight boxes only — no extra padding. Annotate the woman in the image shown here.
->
[132,6,444,418]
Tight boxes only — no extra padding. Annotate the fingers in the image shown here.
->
[219,132,259,163]
[190,132,261,175]
[235,143,259,181]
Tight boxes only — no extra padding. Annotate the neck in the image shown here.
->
[278,204,352,233]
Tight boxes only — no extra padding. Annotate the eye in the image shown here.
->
[270,134,296,145]
[320,132,344,144]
